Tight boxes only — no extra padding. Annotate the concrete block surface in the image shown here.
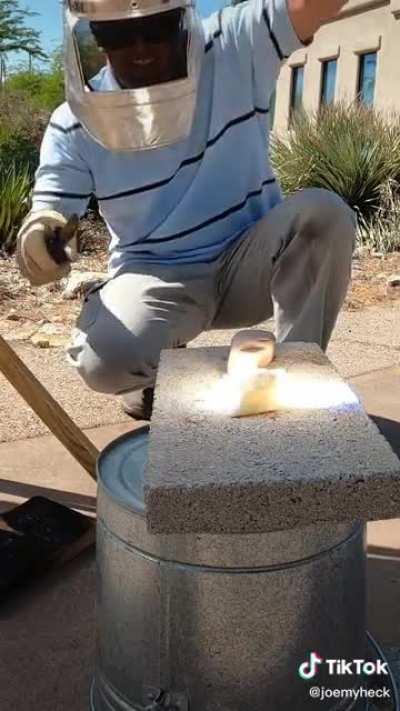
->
[145,344,400,534]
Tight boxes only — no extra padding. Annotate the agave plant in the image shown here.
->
[358,180,400,253]
[271,103,400,224]
[0,162,32,253]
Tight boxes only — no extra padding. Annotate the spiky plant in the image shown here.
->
[271,103,400,224]
[0,162,32,253]
[358,180,400,253]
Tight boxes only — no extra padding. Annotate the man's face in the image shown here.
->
[91,10,187,89]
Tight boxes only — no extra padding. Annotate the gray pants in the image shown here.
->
[67,188,356,395]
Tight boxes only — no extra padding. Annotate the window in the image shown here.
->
[357,52,377,106]
[289,65,304,122]
[320,59,337,107]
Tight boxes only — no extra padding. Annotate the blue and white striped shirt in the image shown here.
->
[32,0,302,275]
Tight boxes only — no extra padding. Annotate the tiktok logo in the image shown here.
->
[298,652,324,680]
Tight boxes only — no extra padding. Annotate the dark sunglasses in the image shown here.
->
[90,9,184,50]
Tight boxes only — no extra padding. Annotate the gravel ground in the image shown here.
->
[0,341,126,442]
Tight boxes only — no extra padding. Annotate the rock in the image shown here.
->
[353,245,370,259]
[30,322,69,348]
[387,274,400,289]
[30,332,68,349]
[30,334,51,349]
[12,324,38,341]
[35,322,65,336]
[46,280,65,293]
[62,271,107,300]
[5,309,21,322]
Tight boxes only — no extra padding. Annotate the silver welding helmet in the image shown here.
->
[64,0,205,151]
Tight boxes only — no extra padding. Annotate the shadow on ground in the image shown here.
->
[368,554,400,648]
[371,416,400,459]
[0,479,96,514]
[0,550,95,711]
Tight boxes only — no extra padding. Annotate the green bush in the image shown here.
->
[0,89,47,176]
[0,129,39,175]
[6,66,65,114]
[0,163,32,253]
[0,93,44,253]
[0,50,65,177]
[271,103,400,224]
[0,53,65,254]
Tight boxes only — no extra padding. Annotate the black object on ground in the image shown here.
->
[0,496,95,597]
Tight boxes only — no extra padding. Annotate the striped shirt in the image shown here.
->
[32,0,303,274]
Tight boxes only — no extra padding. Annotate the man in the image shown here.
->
[17,0,355,420]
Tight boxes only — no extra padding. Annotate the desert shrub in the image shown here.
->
[6,63,64,114]
[0,162,32,253]
[0,90,47,175]
[271,103,400,224]
[0,58,65,251]
[358,181,400,253]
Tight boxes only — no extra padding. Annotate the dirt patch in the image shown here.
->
[347,250,400,311]
[0,217,108,342]
[1,220,400,342]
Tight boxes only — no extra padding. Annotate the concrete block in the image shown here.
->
[145,343,400,534]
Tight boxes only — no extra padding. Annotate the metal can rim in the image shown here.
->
[97,425,150,515]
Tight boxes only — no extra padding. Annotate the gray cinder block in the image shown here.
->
[144,343,400,534]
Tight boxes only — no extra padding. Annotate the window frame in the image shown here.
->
[289,63,305,125]
[356,50,378,107]
[319,57,338,108]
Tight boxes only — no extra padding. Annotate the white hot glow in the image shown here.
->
[278,372,359,410]
[203,368,359,417]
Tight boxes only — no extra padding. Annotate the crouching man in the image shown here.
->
[17,0,355,420]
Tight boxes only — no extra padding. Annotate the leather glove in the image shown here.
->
[16,210,79,286]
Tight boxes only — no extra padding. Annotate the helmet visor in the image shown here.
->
[72,8,189,90]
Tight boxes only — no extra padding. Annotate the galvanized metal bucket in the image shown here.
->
[92,427,367,711]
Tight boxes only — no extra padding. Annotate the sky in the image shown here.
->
[22,0,228,63]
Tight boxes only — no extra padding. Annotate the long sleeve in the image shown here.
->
[219,0,305,104]
[31,110,94,218]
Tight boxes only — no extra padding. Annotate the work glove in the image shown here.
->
[16,210,79,287]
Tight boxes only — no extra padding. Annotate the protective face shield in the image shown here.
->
[65,0,205,151]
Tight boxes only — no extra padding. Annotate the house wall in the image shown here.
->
[273,0,400,132]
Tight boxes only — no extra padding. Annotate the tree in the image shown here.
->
[0,0,46,83]
[6,47,65,111]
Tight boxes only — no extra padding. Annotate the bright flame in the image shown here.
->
[204,368,285,417]
[203,368,359,417]
[278,373,359,410]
